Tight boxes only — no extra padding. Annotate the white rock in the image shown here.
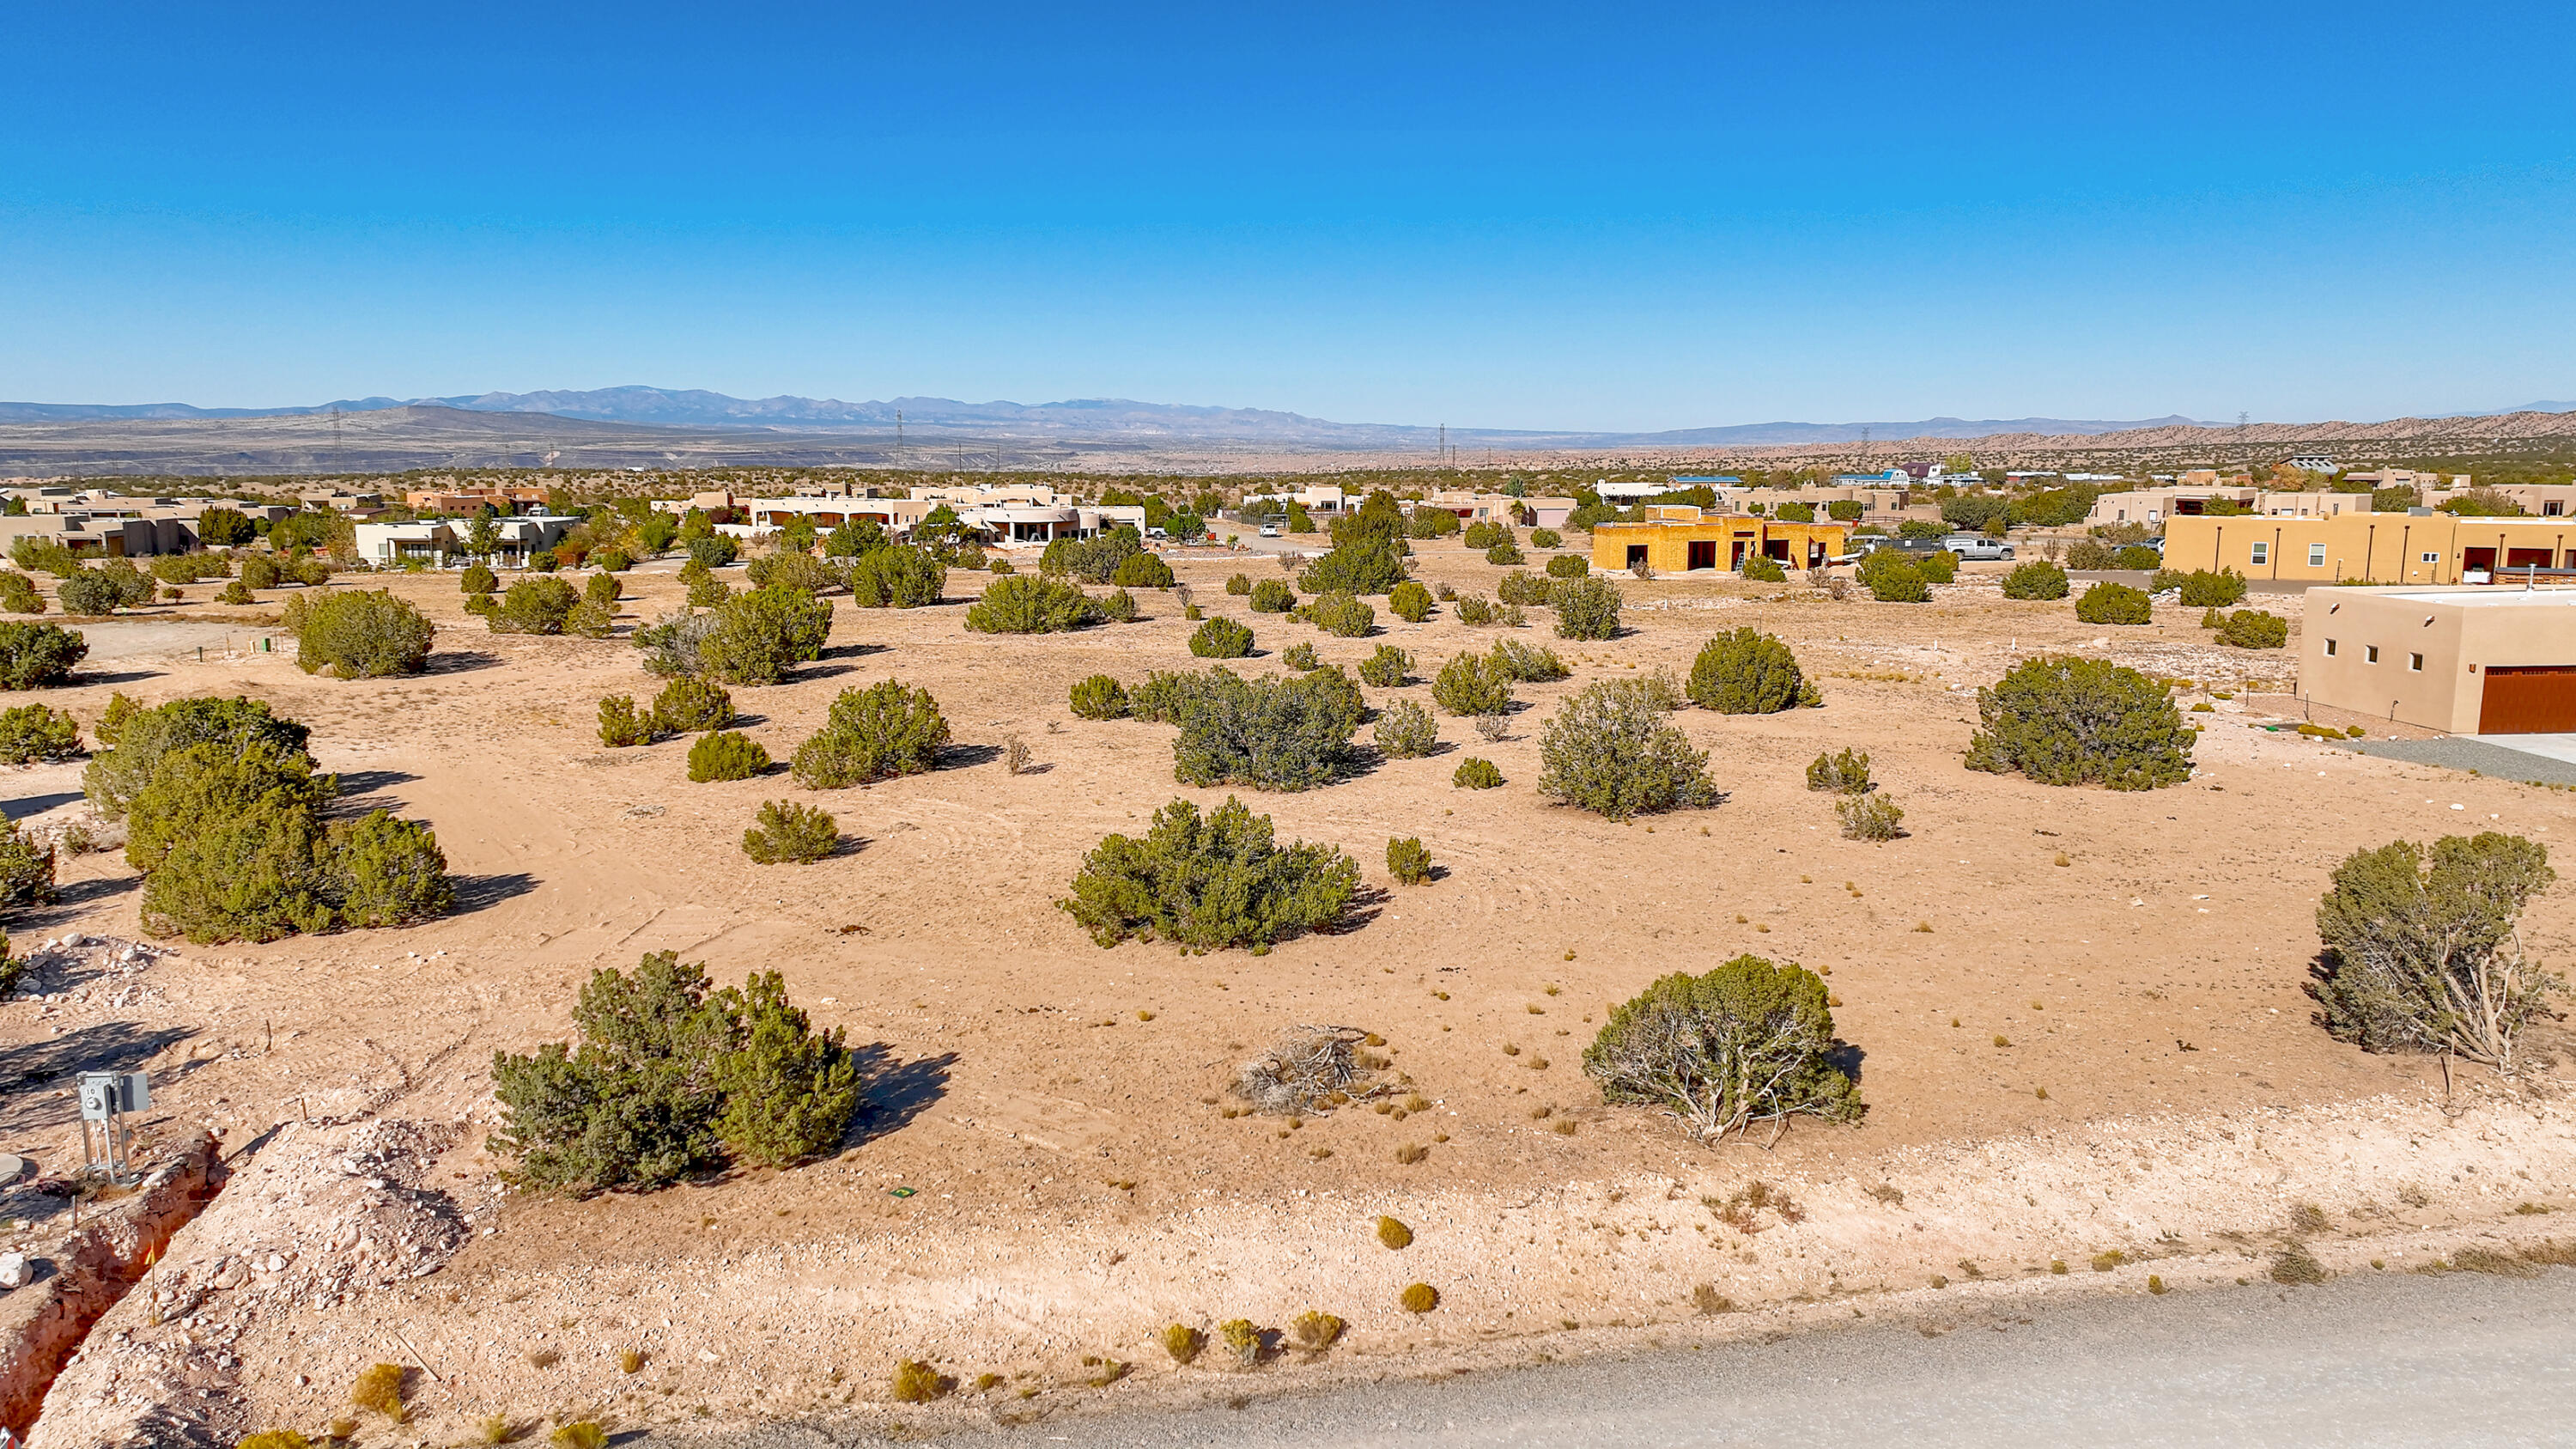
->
[0,1251,27,1288]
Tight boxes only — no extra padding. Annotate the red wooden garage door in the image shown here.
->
[2478,666,2576,733]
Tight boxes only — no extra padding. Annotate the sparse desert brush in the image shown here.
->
[236,1434,315,1449]
[1452,756,1503,788]
[1546,552,1588,578]
[2313,831,2558,1074]
[742,800,838,863]
[550,1423,608,1449]
[1069,674,1129,720]
[2147,1275,2167,1294]
[1496,569,1552,606]
[1551,575,1622,639]
[689,729,771,782]
[1400,1282,1440,1313]
[965,574,1103,633]
[1063,796,1358,952]
[1538,679,1716,820]
[972,1373,1005,1391]
[1588,957,1857,1142]
[1372,698,1437,759]
[1359,643,1412,687]
[1162,1324,1206,1365]
[1805,747,1871,795]
[1687,629,1819,714]
[1454,592,1497,626]
[0,703,82,764]
[2288,1202,2330,1234]
[1250,578,1297,613]
[1282,641,1321,672]
[1291,1311,1346,1353]
[652,676,734,733]
[1377,1215,1414,1250]
[527,1348,561,1368]
[620,1349,646,1373]
[1386,835,1432,884]
[474,1419,513,1447]
[1309,591,1376,637]
[892,1359,951,1403]
[1190,617,1255,659]
[598,694,659,747]
[1964,655,2192,790]
[2090,1249,2124,1271]
[1489,636,1569,682]
[350,1362,407,1420]
[1098,587,1139,623]
[1388,579,1432,622]
[1691,1283,1735,1315]
[790,679,950,788]
[1837,792,1904,841]
[2050,1258,2069,1274]
[1219,1318,1263,1367]
[2269,1243,2329,1285]
[1226,573,1253,595]
[1394,1142,1429,1163]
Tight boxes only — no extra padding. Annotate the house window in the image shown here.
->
[2366,644,2380,663]
[2307,543,2327,567]
[2324,638,2338,656]
[2549,501,2565,517]
[2409,653,2425,672]
[2251,541,2269,564]
[2421,551,2439,563]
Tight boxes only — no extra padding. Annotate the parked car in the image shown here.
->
[1260,524,1280,537]
[1943,534,2015,562]
[1146,527,1168,539]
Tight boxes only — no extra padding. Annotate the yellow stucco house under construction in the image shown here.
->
[2163,512,2576,586]
[1591,513,1851,574]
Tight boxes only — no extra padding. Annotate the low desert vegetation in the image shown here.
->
[1856,550,1929,602]
[1806,747,1872,795]
[1432,652,1514,716]
[1387,579,1432,621]
[1686,629,1819,713]
[2312,831,2561,1074]
[1249,577,1297,613]
[0,622,88,689]
[598,695,659,747]
[1387,836,1432,884]
[0,570,44,614]
[1041,528,1142,582]
[350,1362,407,1421]
[291,589,435,677]
[742,800,839,863]
[1070,674,1129,719]
[966,575,1103,633]
[653,676,734,733]
[490,953,860,1190]
[1496,569,1552,606]
[0,819,56,908]
[1150,666,1364,791]
[0,704,82,764]
[1530,527,1563,548]
[2001,559,2070,600]
[1190,616,1255,658]
[1545,552,1588,578]
[1538,678,1719,820]
[1282,641,1321,671]
[843,545,946,607]
[1308,590,1376,637]
[2167,566,2249,607]
[1550,575,1622,639]
[1372,698,1438,758]
[1452,756,1504,788]
[1462,520,1512,550]
[2207,607,2288,648]
[1358,643,1412,687]
[688,729,772,782]
[2074,581,2153,625]
[1161,1324,1206,1364]
[1111,551,1177,590]
[1837,791,1905,840]
[1059,795,1359,952]
[636,587,832,684]
[1740,556,1787,582]
[1964,655,2194,790]
[1487,637,1568,683]
[792,680,951,788]
[491,576,580,634]
[1916,549,1959,584]
[1583,954,1861,1142]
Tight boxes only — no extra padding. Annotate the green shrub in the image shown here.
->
[83,696,312,821]
[119,732,334,875]
[2002,560,2069,599]
[1059,795,1359,950]
[328,810,454,929]
[1463,521,1512,549]
[1225,573,1252,595]
[57,569,125,616]
[1297,540,1408,596]
[696,588,833,683]
[743,800,839,864]
[1308,591,1375,637]
[1357,645,1410,686]
[1545,553,1589,579]
[2215,609,2288,648]
[489,953,860,1190]
[460,563,497,594]
[582,573,622,614]
[1452,756,1503,788]
[791,680,950,788]
[0,704,81,764]
[965,575,1103,633]
[1070,675,1129,720]
[1111,551,1177,589]
[295,589,435,678]
[1387,837,1432,885]
[1406,508,1461,539]
[1486,541,1525,566]
[0,623,86,688]
[1856,550,1929,602]
[0,570,44,614]
[688,534,741,569]
[1530,527,1563,549]
[1489,638,1569,683]
[240,553,283,589]
[562,599,617,639]
[1190,616,1255,658]
[1837,792,1905,840]
[1965,655,2194,790]
[1741,556,1787,582]
[2063,539,2114,569]
[1917,550,1959,584]
[1552,575,1622,639]
[1497,569,1552,606]
[598,695,659,747]
[2113,544,2164,569]
[1373,698,1437,758]
[1127,669,1208,724]
[140,794,450,944]
[1584,955,1861,1141]
[651,677,734,733]
[1098,587,1139,622]
[1806,747,1871,794]
[8,538,80,578]
[688,729,772,782]
[216,579,255,606]
[1249,578,1297,613]
[1537,679,1718,820]
[1827,499,1864,521]
[492,576,580,634]
[1170,667,1364,791]
[1433,652,1514,715]
[1282,641,1321,671]
[2074,581,2153,625]
[844,545,945,607]
[1687,629,1818,714]
[1455,593,1496,625]
[1774,501,1817,522]
[1039,529,1139,582]
[592,547,633,573]
[2312,831,2559,1072]
[1400,1283,1439,1314]
[745,550,830,594]
[1388,580,1432,621]
[2176,568,2250,607]
[0,819,58,907]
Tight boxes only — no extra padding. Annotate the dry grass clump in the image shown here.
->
[550,1424,608,1449]
[1709,1180,1802,1233]
[619,1349,645,1374]
[1865,1184,1905,1206]
[1690,1283,1735,1315]
[2090,1249,2125,1272]
[1377,1215,1414,1250]
[972,1373,1004,1391]
[1162,1324,1206,1365]
[527,1349,561,1369]
[1290,1311,1346,1352]
[1233,1025,1372,1115]
[237,1434,315,1449]
[2287,1202,2330,1234]
[2269,1242,2329,1286]
[350,1363,408,1421]
[892,1359,952,1403]
[2147,1275,2168,1294]
[1086,1360,1132,1387]
[473,1414,513,1445]
[1394,1142,1429,1164]
[1400,1282,1440,1313]
[1219,1318,1263,1367]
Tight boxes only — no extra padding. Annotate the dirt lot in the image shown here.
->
[3,545,2573,1446]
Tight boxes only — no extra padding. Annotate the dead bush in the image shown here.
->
[1232,1025,1371,1115]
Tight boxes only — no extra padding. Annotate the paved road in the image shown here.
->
[656,1269,2576,1448]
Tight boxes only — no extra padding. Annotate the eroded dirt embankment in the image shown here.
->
[0,1133,226,1441]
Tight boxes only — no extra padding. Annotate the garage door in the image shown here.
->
[2478,666,2576,733]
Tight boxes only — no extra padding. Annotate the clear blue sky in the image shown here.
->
[5,2,2572,431]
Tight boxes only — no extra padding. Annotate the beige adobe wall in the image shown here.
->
[2301,588,2576,732]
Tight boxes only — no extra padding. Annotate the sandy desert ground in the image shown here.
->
[2,540,2571,1446]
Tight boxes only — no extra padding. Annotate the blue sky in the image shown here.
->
[4,2,2572,430]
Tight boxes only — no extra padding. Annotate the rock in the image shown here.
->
[0,1251,27,1288]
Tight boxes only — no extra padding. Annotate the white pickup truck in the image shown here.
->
[1943,534,2015,562]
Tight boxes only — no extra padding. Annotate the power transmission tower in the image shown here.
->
[896,410,904,470]
[329,404,343,474]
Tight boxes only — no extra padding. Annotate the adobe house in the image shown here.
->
[2303,586,2576,733]
[1590,514,1850,574]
